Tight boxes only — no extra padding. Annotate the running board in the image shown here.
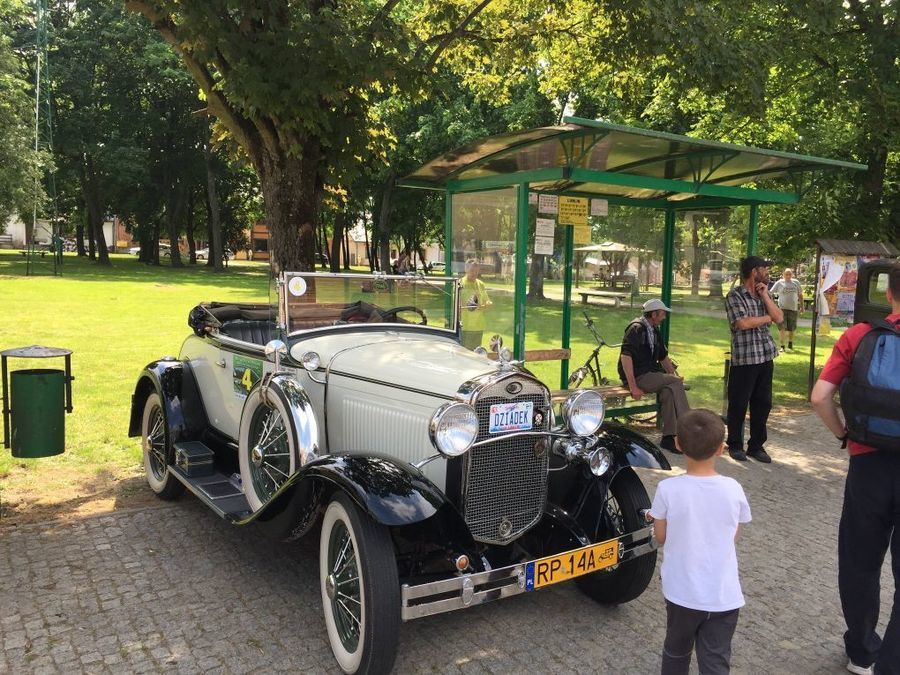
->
[167,456,252,522]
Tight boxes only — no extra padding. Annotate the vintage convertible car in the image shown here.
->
[128,272,670,674]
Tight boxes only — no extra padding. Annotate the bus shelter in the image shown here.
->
[400,117,866,392]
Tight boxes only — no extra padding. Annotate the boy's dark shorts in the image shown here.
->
[778,309,798,331]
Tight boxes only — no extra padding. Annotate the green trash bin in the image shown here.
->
[10,369,66,457]
[2,345,73,458]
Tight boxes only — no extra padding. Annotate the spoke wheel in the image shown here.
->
[576,467,655,605]
[140,392,184,500]
[320,494,399,675]
[239,384,298,512]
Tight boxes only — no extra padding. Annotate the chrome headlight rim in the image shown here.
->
[429,402,478,458]
[562,389,606,437]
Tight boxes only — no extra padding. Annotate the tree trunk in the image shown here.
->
[166,181,186,267]
[204,134,224,272]
[186,188,197,264]
[375,170,395,274]
[343,226,351,270]
[690,215,701,296]
[364,222,373,272]
[527,254,545,299]
[330,211,345,272]
[82,155,110,265]
[256,150,320,275]
[75,215,86,257]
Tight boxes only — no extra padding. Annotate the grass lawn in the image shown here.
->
[0,250,841,524]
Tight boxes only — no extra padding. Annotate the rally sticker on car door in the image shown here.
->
[489,401,533,433]
[233,355,262,399]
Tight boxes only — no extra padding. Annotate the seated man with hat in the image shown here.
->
[618,298,690,453]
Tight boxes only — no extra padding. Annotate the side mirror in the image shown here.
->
[264,339,288,370]
[489,334,503,353]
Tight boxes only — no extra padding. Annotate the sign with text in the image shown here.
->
[591,199,609,217]
[534,236,554,255]
[559,197,588,226]
[538,194,558,215]
[535,217,555,238]
[574,225,591,245]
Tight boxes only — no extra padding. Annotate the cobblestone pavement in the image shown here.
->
[0,413,893,674]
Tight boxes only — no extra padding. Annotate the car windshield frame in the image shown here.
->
[280,272,460,337]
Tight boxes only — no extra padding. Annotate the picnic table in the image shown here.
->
[574,288,628,308]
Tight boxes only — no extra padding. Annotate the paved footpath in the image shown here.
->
[0,413,892,674]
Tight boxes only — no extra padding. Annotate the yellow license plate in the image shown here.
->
[525,539,619,590]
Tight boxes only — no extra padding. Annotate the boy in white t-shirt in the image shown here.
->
[647,409,752,675]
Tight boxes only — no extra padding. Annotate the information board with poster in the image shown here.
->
[817,254,880,328]
[558,197,588,226]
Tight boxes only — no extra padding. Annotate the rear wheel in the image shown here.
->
[320,494,400,674]
[141,393,184,500]
[576,467,655,605]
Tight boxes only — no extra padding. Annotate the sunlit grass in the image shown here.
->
[0,250,840,516]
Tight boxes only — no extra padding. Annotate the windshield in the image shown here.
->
[280,272,459,336]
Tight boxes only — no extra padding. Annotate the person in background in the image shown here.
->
[771,268,804,351]
[459,259,492,350]
[618,298,690,453]
[724,256,783,463]
[647,409,752,675]
[810,263,900,675]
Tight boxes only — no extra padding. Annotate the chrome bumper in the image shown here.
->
[401,526,658,621]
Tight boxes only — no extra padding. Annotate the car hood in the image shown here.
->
[293,331,499,398]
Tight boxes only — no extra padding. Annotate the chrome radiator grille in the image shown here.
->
[463,376,550,545]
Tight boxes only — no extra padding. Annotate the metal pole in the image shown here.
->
[2,355,9,448]
[660,208,676,346]
[513,184,529,360]
[807,243,822,400]
[747,204,759,256]
[560,221,574,389]
[444,190,455,331]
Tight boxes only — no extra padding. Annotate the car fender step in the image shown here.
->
[168,443,251,521]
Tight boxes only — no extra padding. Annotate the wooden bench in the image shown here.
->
[575,288,628,308]
[550,384,660,421]
[487,348,571,362]
[20,250,48,258]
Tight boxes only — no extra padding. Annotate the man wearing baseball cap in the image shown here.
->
[724,256,783,463]
[618,298,690,453]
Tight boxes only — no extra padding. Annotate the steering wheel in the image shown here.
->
[381,305,427,325]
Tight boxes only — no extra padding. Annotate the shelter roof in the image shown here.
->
[401,117,867,208]
[816,239,898,256]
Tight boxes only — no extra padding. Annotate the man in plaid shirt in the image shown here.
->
[725,256,783,463]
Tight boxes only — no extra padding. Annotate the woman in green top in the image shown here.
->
[459,259,492,349]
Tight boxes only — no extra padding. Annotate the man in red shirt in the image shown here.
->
[811,262,900,675]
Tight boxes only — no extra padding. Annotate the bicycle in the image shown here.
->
[567,311,622,388]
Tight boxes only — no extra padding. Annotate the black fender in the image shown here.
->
[127,359,207,444]
[547,422,667,538]
[279,453,450,528]
[596,421,671,472]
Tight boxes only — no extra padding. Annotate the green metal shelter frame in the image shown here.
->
[400,117,866,388]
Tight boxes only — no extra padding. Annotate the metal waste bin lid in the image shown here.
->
[1,345,72,358]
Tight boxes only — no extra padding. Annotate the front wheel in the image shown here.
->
[238,384,298,511]
[320,494,400,674]
[576,467,655,605]
[141,392,184,500]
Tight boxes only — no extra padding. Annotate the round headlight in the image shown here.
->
[300,351,321,371]
[562,390,606,436]
[429,402,478,457]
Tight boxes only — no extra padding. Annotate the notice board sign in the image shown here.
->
[559,197,588,226]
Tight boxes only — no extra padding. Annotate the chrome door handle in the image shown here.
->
[215,359,226,368]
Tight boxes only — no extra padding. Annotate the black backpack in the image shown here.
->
[840,319,900,451]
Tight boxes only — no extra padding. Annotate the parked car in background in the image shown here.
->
[129,243,171,257]
[195,247,233,261]
[129,271,670,674]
